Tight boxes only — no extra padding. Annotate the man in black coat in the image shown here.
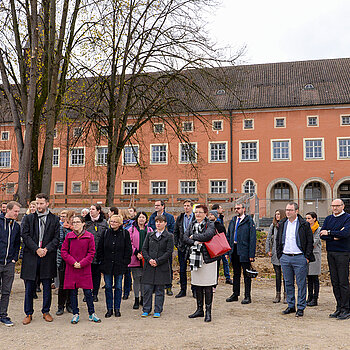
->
[173,199,194,298]
[226,203,256,304]
[21,193,60,325]
[276,202,314,317]
[141,215,174,317]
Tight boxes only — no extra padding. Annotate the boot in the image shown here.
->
[307,297,318,307]
[204,304,212,322]
[188,287,204,318]
[139,296,143,306]
[133,297,140,309]
[283,292,287,304]
[306,277,313,303]
[273,292,281,303]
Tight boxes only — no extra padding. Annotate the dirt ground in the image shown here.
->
[2,268,350,350]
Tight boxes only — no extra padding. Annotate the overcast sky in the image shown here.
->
[207,0,350,65]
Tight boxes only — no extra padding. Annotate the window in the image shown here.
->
[243,119,254,130]
[338,138,350,159]
[89,181,99,193]
[96,147,108,166]
[274,183,290,200]
[180,143,197,163]
[275,118,285,128]
[126,124,134,134]
[70,148,85,166]
[53,129,57,138]
[151,181,167,195]
[212,120,223,131]
[209,142,227,162]
[272,140,290,160]
[55,182,64,194]
[72,182,82,194]
[243,180,255,194]
[341,116,350,125]
[304,139,324,160]
[123,145,139,165]
[182,121,193,132]
[6,183,15,194]
[240,141,258,161]
[0,151,11,168]
[305,182,321,200]
[1,131,9,141]
[73,127,83,138]
[52,148,60,167]
[180,180,196,194]
[154,123,164,133]
[307,116,318,127]
[210,180,227,194]
[123,181,138,195]
[151,144,167,164]
[100,126,108,136]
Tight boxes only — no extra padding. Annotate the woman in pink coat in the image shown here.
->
[128,212,153,309]
[61,215,101,324]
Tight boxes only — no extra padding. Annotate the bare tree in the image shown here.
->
[77,0,240,206]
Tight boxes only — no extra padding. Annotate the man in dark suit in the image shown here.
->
[226,203,256,304]
[21,193,60,325]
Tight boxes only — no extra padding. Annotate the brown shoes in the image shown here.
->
[43,313,53,322]
[22,315,32,325]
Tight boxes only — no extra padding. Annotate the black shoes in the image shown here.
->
[166,288,173,296]
[175,290,186,298]
[133,298,140,309]
[241,297,251,304]
[225,279,233,285]
[282,307,296,315]
[56,308,64,316]
[337,311,350,320]
[114,309,121,317]
[295,309,304,317]
[93,295,98,302]
[226,294,239,302]
[122,295,129,300]
[329,310,341,318]
[66,305,73,314]
[188,308,204,318]
[192,290,197,298]
[307,298,318,307]
[105,309,113,318]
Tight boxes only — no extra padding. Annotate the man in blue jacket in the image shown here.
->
[320,198,350,320]
[0,201,21,326]
[226,203,256,304]
[149,200,175,295]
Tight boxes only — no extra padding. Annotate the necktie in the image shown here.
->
[234,217,241,242]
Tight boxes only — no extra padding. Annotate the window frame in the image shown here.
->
[270,139,291,162]
[242,179,257,195]
[243,118,254,130]
[150,143,168,165]
[303,138,325,161]
[182,121,193,132]
[69,147,85,167]
[52,148,60,167]
[307,115,319,127]
[73,127,83,138]
[340,115,350,126]
[0,150,11,168]
[274,117,286,128]
[209,179,227,194]
[239,140,259,162]
[89,181,99,194]
[6,182,15,195]
[123,144,139,165]
[212,120,223,131]
[121,180,139,195]
[95,146,108,166]
[208,141,228,163]
[179,179,197,194]
[179,142,197,164]
[71,181,82,194]
[54,182,65,194]
[1,131,9,141]
[150,180,168,195]
[337,137,350,160]
[153,123,164,134]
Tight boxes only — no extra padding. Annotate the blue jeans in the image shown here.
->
[24,278,52,315]
[221,255,231,280]
[104,274,123,310]
[123,269,132,296]
[70,288,94,315]
[280,253,308,310]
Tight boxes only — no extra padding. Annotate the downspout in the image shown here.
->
[229,110,233,194]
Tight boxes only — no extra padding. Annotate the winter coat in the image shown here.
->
[183,217,220,264]
[148,210,175,233]
[128,224,153,267]
[85,213,109,264]
[276,215,315,262]
[227,215,256,262]
[56,224,71,270]
[0,216,21,265]
[97,226,132,276]
[61,230,95,289]
[174,212,194,252]
[308,227,321,275]
[20,211,60,281]
[141,230,174,285]
[265,223,280,266]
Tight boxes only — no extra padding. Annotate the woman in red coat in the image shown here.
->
[61,215,101,324]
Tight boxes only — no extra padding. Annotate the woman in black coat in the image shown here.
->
[183,205,219,323]
[97,214,132,318]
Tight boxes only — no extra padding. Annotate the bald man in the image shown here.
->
[320,199,350,320]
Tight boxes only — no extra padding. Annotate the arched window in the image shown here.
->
[244,180,255,194]
[274,183,290,200]
[305,182,321,200]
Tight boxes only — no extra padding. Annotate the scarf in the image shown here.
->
[37,210,49,247]
[189,243,203,271]
[311,221,319,234]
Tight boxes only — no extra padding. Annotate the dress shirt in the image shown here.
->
[283,217,302,254]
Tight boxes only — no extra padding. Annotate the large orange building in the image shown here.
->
[1,58,350,218]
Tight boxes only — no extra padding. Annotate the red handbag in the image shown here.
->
[204,231,231,258]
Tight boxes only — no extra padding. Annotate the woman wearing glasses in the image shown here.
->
[183,204,219,322]
[61,215,101,324]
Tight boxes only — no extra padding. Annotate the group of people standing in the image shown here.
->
[0,195,350,327]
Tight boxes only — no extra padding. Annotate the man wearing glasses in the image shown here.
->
[320,199,350,320]
[276,202,314,317]
[226,203,256,304]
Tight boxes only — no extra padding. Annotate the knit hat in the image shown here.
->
[209,210,219,218]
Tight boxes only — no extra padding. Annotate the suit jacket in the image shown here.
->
[20,211,60,281]
[174,212,194,252]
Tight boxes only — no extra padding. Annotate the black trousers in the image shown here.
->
[230,244,251,298]
[57,268,70,309]
[327,251,350,313]
[91,264,101,297]
[273,264,285,293]
[307,275,320,299]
